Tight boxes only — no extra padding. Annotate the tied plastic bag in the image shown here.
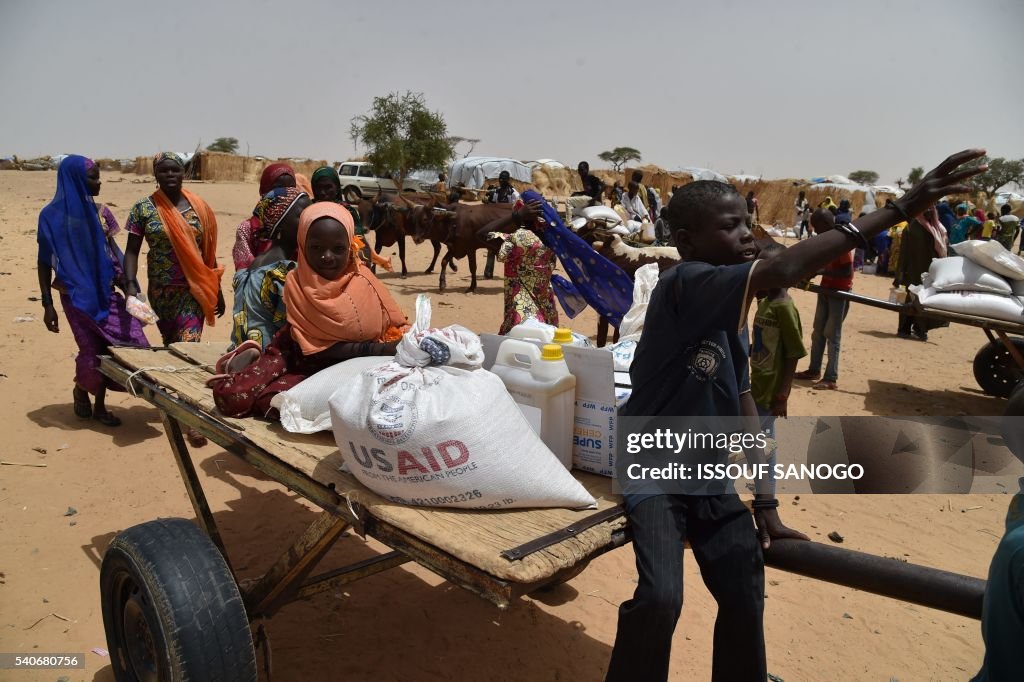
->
[125,295,157,325]
[329,295,596,510]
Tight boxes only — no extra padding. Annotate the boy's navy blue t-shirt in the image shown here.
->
[620,259,757,509]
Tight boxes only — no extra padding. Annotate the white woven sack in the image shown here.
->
[329,295,596,510]
[952,240,1024,281]
[579,205,623,226]
[912,286,1024,323]
[271,355,394,434]
[922,256,1012,295]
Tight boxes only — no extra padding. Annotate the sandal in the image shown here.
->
[73,387,92,419]
[812,380,838,390]
[793,370,821,381]
[186,428,208,448]
[93,409,122,427]
[214,340,262,375]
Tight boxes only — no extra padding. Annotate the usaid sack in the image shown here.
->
[329,296,596,510]
[271,355,394,434]
[921,256,1012,295]
[952,240,1024,281]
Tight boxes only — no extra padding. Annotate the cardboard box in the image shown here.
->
[481,335,629,477]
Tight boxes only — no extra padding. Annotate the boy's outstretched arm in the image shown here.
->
[740,391,809,549]
[750,149,987,293]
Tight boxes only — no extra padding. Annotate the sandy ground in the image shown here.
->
[0,170,1015,681]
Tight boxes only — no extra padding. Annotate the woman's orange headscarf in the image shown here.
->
[284,203,408,355]
[152,188,224,324]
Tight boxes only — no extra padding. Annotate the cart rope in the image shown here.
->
[124,364,214,397]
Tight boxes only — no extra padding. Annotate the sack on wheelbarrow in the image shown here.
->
[329,296,596,510]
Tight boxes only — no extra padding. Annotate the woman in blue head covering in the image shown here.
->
[37,155,150,426]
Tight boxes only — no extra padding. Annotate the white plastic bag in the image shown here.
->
[922,256,1012,295]
[125,295,157,325]
[605,264,659,371]
[329,295,596,510]
[952,240,1024,281]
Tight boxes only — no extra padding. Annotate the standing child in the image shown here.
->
[997,203,1020,252]
[794,209,854,390]
[607,149,985,682]
[751,241,807,424]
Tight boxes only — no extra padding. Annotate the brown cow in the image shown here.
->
[427,203,514,292]
[371,194,454,278]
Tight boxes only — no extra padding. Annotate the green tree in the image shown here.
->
[848,170,879,185]
[968,156,1024,199]
[907,166,924,186]
[206,137,239,154]
[350,92,455,193]
[598,146,642,172]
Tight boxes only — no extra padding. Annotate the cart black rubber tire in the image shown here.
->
[100,518,256,682]
[1006,380,1024,416]
[973,338,1024,398]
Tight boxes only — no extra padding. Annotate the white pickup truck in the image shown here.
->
[336,161,420,198]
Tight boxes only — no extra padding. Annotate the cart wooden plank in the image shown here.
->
[106,347,626,585]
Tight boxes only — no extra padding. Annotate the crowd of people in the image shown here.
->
[34,149,1022,681]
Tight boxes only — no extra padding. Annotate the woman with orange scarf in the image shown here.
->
[208,202,407,419]
[124,153,225,345]
[284,202,408,365]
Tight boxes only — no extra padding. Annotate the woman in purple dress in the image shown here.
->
[37,155,150,426]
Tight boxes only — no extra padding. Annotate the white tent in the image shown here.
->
[527,159,567,170]
[448,156,532,189]
[678,166,728,183]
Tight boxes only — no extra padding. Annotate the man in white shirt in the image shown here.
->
[622,181,648,222]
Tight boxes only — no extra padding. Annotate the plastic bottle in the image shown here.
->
[491,339,577,470]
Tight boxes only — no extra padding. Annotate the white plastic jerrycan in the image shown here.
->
[491,339,577,470]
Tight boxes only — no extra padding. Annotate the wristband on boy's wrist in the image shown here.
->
[886,201,913,223]
[835,221,871,252]
[751,498,780,510]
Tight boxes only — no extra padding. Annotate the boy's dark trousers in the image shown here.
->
[606,494,766,682]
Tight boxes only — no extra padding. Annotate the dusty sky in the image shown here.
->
[1,0,1021,183]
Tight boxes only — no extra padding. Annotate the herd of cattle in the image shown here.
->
[352,190,682,289]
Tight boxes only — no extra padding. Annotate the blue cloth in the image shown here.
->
[37,155,114,323]
[522,190,633,327]
[550,274,588,319]
[936,202,957,231]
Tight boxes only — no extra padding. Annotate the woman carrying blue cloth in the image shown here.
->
[37,155,150,427]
